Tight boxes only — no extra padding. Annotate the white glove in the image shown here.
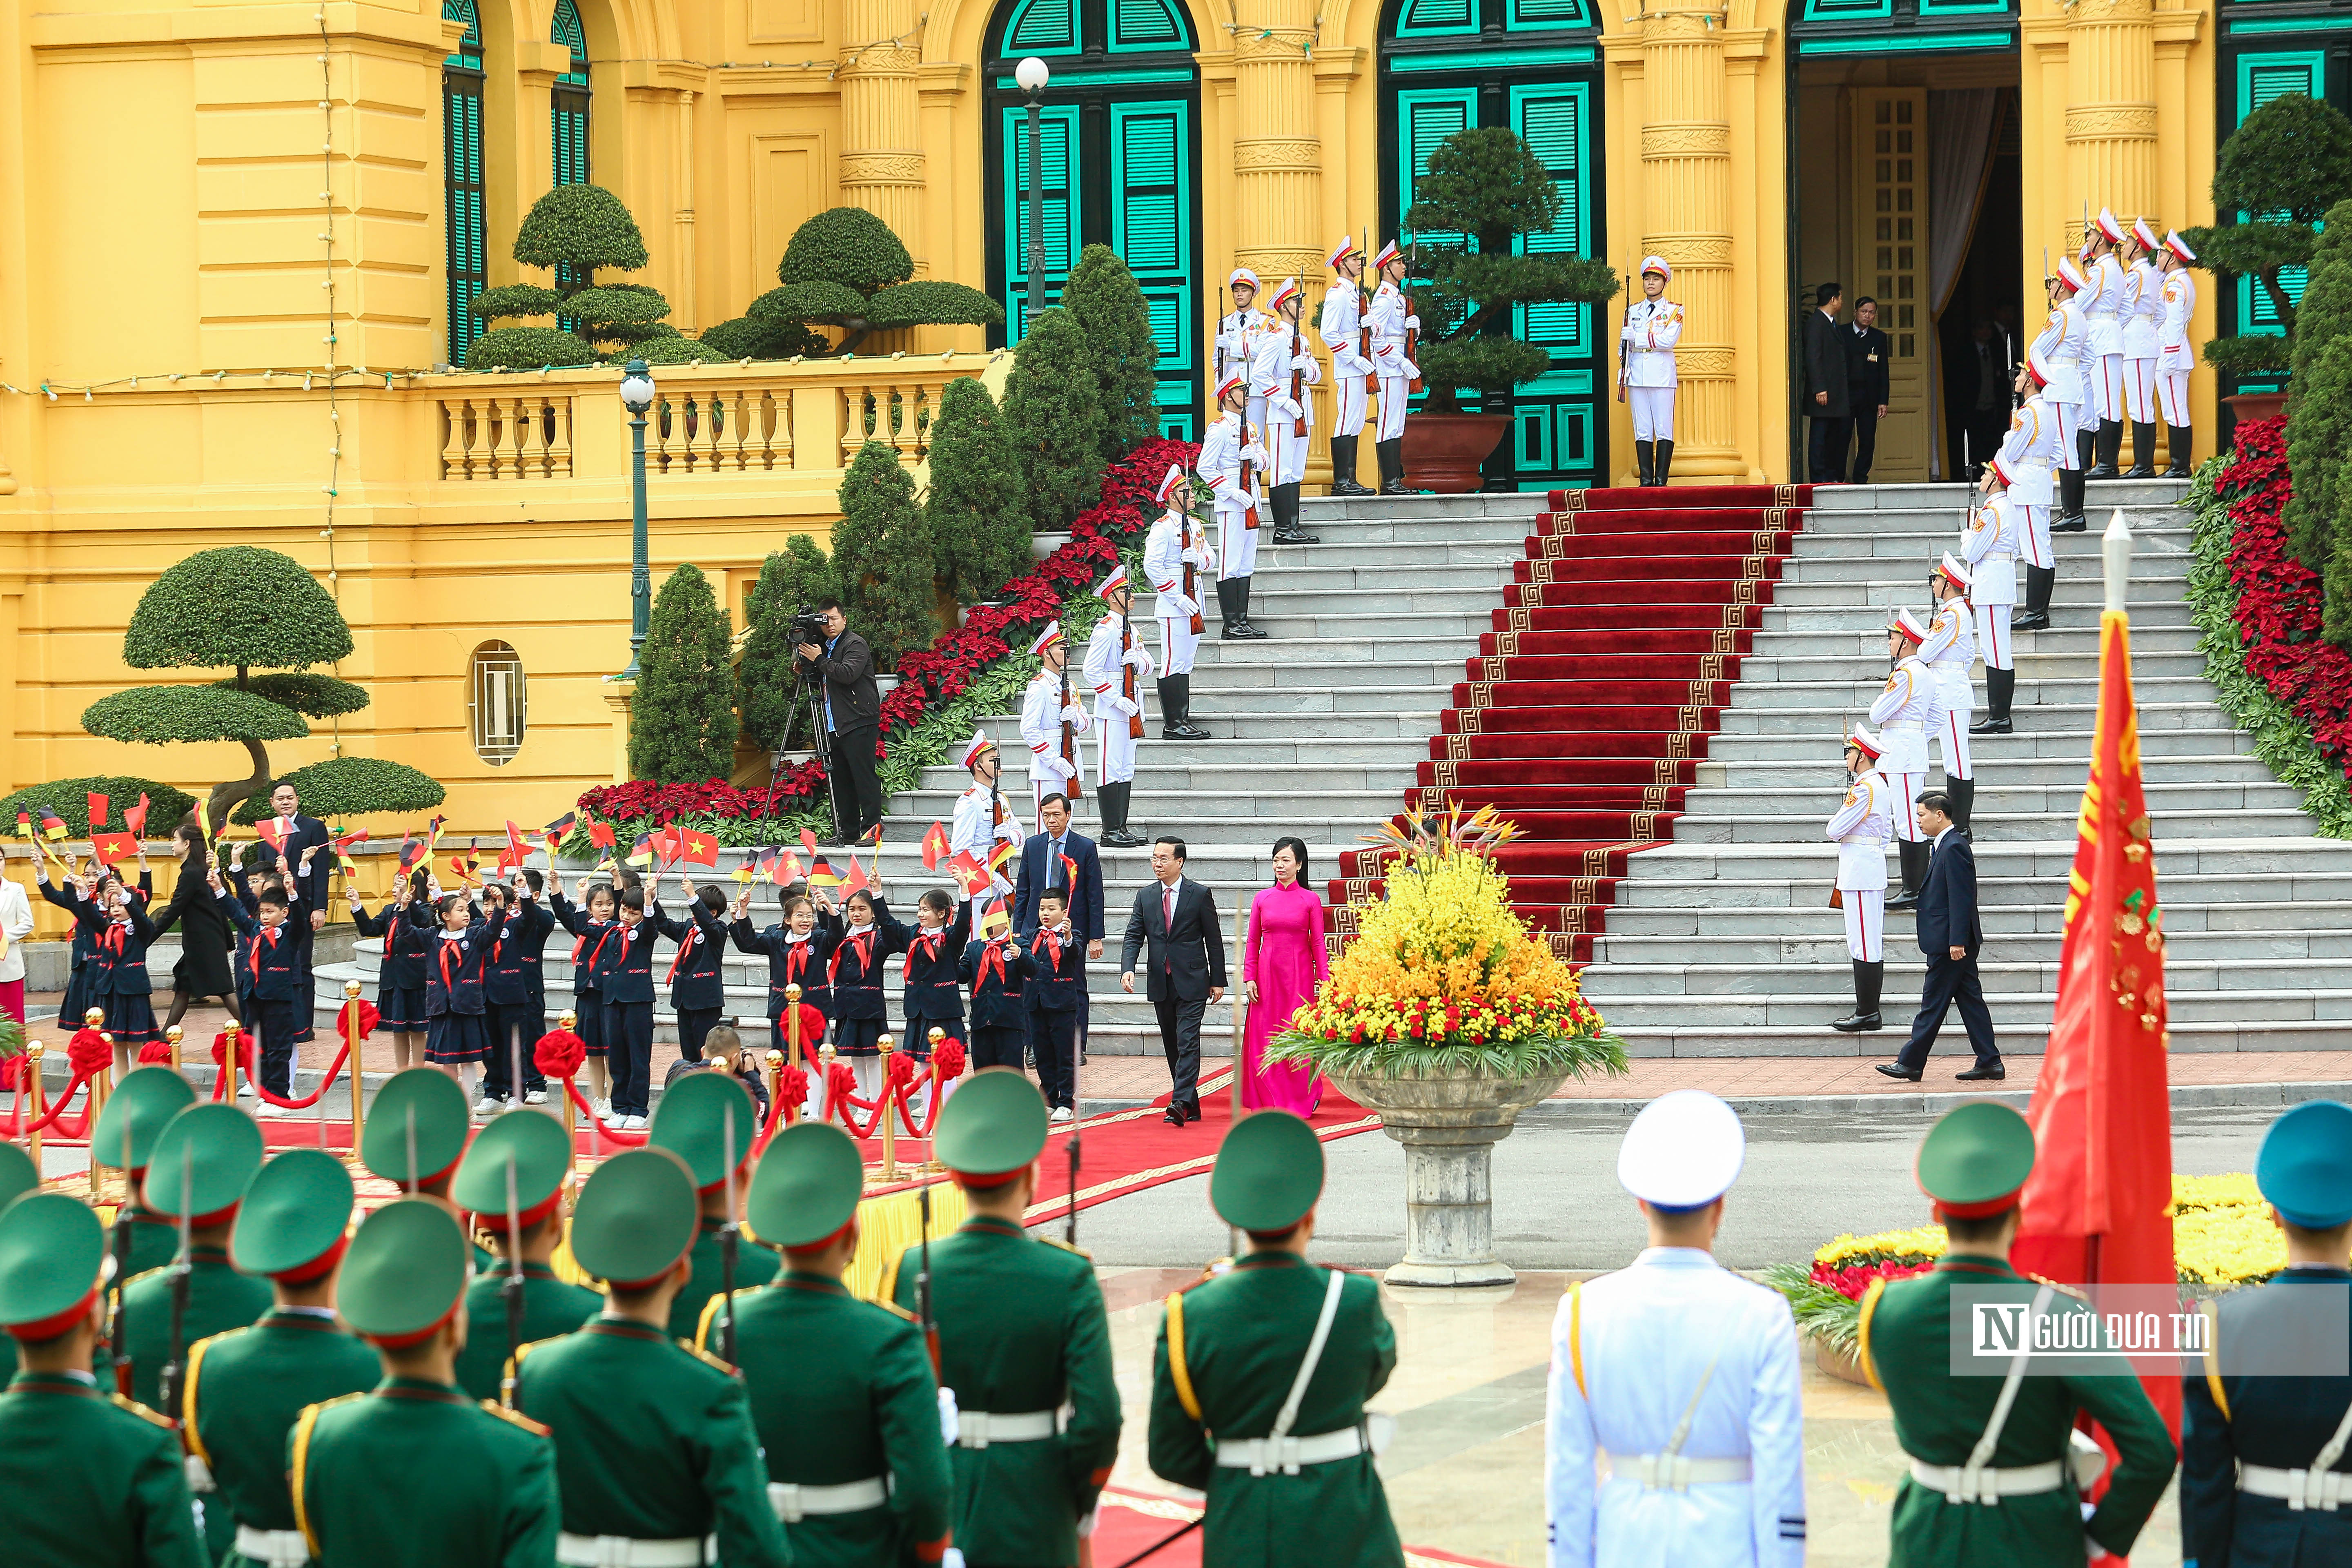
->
[1111,695,1140,717]
[1405,314,1421,330]
[939,1386,960,1447]
[1292,352,1315,372]
[942,1552,967,1568]
[1124,646,1154,670]
[1076,1507,1100,1540]
[1272,396,1302,421]
[1174,594,1199,616]
[1243,442,1269,466]
[1047,755,1076,781]
[1060,704,1087,724]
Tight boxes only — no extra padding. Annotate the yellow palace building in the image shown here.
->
[0,0,2269,832]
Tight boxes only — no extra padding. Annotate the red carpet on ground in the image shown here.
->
[1094,1486,1512,1567]
[1332,483,1812,960]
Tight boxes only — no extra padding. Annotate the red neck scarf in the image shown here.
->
[438,937,462,993]
[829,930,874,987]
[251,925,278,978]
[1031,925,1068,967]
[902,928,944,982]
[976,938,1010,990]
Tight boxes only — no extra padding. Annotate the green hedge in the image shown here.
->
[226,757,446,825]
[0,778,198,839]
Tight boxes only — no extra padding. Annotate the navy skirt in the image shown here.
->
[425,1009,488,1065]
[55,965,94,1030]
[376,981,429,1035]
[574,991,607,1058]
[103,993,163,1051]
[833,1016,886,1058]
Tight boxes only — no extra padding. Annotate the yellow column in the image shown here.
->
[2065,0,2158,234]
[1639,2,1736,478]
[1233,7,1323,286]
[838,0,928,266]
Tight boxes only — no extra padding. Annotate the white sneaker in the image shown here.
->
[255,1102,292,1119]
[237,1082,255,1097]
[621,1115,648,1131]
[524,1089,547,1105]
[1049,1106,1074,1125]
[475,1097,501,1118]
[592,1098,612,1118]
[599,1109,627,1128]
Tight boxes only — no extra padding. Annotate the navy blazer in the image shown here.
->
[651,902,728,1012]
[352,898,436,990]
[1021,925,1088,1013]
[601,912,659,1005]
[733,913,840,1018]
[1913,830,1984,957]
[485,898,554,1006]
[254,812,333,911]
[825,899,909,1022]
[1120,878,1228,1002]
[1013,830,1105,943]
[900,901,973,1024]
[959,936,1035,1028]
[78,900,159,998]
[423,915,506,1017]
[220,896,306,1003]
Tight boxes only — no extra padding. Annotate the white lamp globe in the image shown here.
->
[618,360,655,414]
[1014,56,1050,92]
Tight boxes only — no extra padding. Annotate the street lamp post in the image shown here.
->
[1015,56,1051,336]
[617,358,656,681]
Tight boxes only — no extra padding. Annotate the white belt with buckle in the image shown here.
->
[1878,721,1925,733]
[767,1477,891,1523]
[1602,1450,1754,1490]
[233,1526,311,1568]
[2239,1462,2349,1510]
[1908,1457,2065,1502]
[1214,1414,1396,1476]
[955,1405,1069,1448]
[554,1532,713,1567]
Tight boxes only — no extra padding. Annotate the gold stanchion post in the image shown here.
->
[344,980,366,1163]
[765,1050,787,1126]
[166,1024,183,1077]
[25,1040,45,1174]
[877,1033,898,1180]
[819,1042,837,1126]
[87,1062,112,1201]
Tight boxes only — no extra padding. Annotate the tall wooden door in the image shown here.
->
[1851,88,1930,481]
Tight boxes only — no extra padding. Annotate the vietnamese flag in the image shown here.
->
[838,855,869,899]
[772,850,804,887]
[680,828,718,868]
[947,851,988,899]
[256,818,287,853]
[87,792,108,829]
[799,829,820,862]
[91,831,138,866]
[921,822,950,872]
[586,818,617,851]
[2013,517,2180,1446]
[123,793,150,837]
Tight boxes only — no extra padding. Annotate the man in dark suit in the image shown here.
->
[1014,792,1105,1074]
[1878,791,2002,1081]
[258,780,332,931]
[1802,281,1851,483]
[1844,297,1892,483]
[1120,836,1226,1127]
[794,597,883,846]
[1960,319,2017,480]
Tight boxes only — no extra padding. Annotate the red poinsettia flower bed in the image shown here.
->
[579,438,1199,829]
[2212,416,2352,771]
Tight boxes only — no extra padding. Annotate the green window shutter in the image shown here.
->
[1007,0,1080,53]
[551,0,590,187]
[1398,90,1475,247]
[1002,104,1080,337]
[1507,0,1592,29]
[1111,0,1187,51]
[1511,85,1589,350]
[1396,0,1477,37]
[1111,100,1195,382]
[443,0,486,363]
[2236,56,2325,332]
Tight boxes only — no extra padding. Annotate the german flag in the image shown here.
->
[330,829,366,873]
[978,897,1012,938]
[986,837,1018,876]
[447,852,482,889]
[626,833,657,867]
[542,812,578,857]
[806,858,841,889]
[396,834,428,875]
[36,805,67,841]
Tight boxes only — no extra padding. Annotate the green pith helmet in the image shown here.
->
[1211,1110,1324,1233]
[0,1143,37,1212]
[570,1147,699,1288]
[361,1068,473,1189]
[2256,1100,2352,1230]
[144,1103,265,1225]
[231,1148,356,1279]
[649,1071,760,1193]
[0,1192,108,1339]
[338,1199,471,1343]
[91,1067,198,1177]
[451,1109,574,1228]
[934,1068,1048,1180]
[746,1122,864,1250]
[1914,1100,2036,1218]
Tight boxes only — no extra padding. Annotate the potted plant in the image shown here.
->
[2182,92,2352,423]
[1266,806,1627,1286]
[1399,127,1621,491]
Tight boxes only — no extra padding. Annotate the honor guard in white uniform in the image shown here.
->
[1367,240,1425,495]
[1019,621,1091,818]
[1082,565,1154,849]
[951,730,1023,899]
[1828,726,1895,1033]
[1251,276,1323,545]
[1546,1091,1806,1568]
[1215,268,1264,391]
[1143,464,1214,740]
[1322,237,1377,496]
[2121,216,2167,477]
[1197,367,1271,640]
[2082,207,2130,477]
[1872,608,1940,912]
[2156,230,2200,477]
[1619,256,1684,488]
[1922,555,1978,829]
[1999,352,2067,632]
[2031,256,2094,531]
[1961,479,2021,736]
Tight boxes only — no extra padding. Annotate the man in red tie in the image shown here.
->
[1120,837,1226,1127]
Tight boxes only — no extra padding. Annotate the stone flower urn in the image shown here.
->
[1328,1064,1572,1287]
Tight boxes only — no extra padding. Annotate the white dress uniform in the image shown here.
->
[1019,664,1091,815]
[950,786,1022,900]
[1082,611,1153,789]
[1214,267,1263,389]
[1826,760,1893,964]
[2157,245,2200,432]
[2083,213,2130,426]
[1993,392,2062,570]
[1961,494,2019,670]
[1620,274,1683,444]
[1868,633,1938,846]
[1367,274,1417,443]
[1320,247,1372,441]
[1196,393,1268,584]
[1920,564,1977,780]
[2029,270,2092,464]
[2122,224,2164,427]
[1250,291,1321,488]
[1144,496,1212,677]
[1547,1092,1806,1568]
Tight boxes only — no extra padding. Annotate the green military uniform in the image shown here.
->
[186,1148,379,1568]
[514,1145,792,1568]
[885,1070,1120,1568]
[2181,1100,2352,1567]
[1147,1109,1402,1568]
[650,1071,781,1340]
[361,1067,494,1272]
[0,1139,57,1382]
[715,1120,954,1565]
[292,1198,561,1568]
[122,1104,273,1412]
[94,1066,201,1282]
[0,1189,207,1568]
[1858,1102,2175,1566]
[448,1109,602,1401]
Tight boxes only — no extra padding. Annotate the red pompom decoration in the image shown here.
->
[67,1027,113,1079]
[825,1061,858,1099]
[211,1029,250,1070]
[136,1041,173,1064]
[775,1064,810,1107]
[780,1004,827,1053]
[534,1028,587,1079]
[932,1038,967,1082]
[884,1051,919,1091]
[336,999,381,1041]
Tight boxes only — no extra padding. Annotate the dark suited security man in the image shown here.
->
[1802,282,1851,482]
[1963,319,2016,479]
[793,597,882,846]
[258,779,333,931]
[1844,297,1892,483]
[1014,791,1105,1071]
[1120,836,1227,1127]
[1878,790,2002,1082]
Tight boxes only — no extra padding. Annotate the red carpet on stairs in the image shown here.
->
[1330,483,1812,960]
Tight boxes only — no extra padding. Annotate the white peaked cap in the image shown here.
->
[1617,1089,1746,1208]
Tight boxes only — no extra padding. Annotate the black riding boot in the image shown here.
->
[2165,423,2193,478]
[2054,467,2087,531]
[1162,674,1208,740]
[2076,425,2098,477]
[1655,439,1675,487]
[1635,441,1655,488]
[1887,840,1929,910]
[2125,421,2158,479]
[1233,578,1270,638]
[1217,579,1246,637]
[1946,775,1976,835]
[1100,781,1144,848]
[1832,960,1884,1033]
[1378,438,1424,495]
[1273,481,1320,544]
[1972,668,2015,734]
[1330,435,1374,497]
[2011,566,2054,631]
[2088,421,2122,479]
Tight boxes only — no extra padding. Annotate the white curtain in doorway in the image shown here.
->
[1927,88,2008,313]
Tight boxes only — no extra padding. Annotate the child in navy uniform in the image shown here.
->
[959,915,1035,1072]
[424,891,506,1104]
[212,870,306,1113]
[730,884,839,1065]
[824,887,909,1101]
[347,869,434,1070]
[900,889,971,1058]
[479,873,555,1114]
[230,851,316,1049]
[1025,887,1088,1122]
[652,877,731,1065]
[599,886,659,1131]
[550,876,619,1116]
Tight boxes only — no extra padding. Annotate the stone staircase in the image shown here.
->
[1575,479,2352,1058]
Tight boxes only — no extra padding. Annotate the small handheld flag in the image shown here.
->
[681,829,719,868]
[799,828,820,861]
[91,831,138,866]
[586,818,617,850]
[771,849,803,887]
[921,822,950,872]
[196,797,216,844]
[541,811,577,860]
[123,793,150,838]
[448,853,482,889]
[87,792,109,829]
[987,837,1019,876]
[36,805,67,842]
[397,835,428,876]
[653,828,684,869]
[948,851,989,898]
[732,857,757,886]
[626,833,656,868]
[839,856,870,899]
[807,858,841,889]
[256,819,287,853]
[330,829,365,874]
[503,820,529,865]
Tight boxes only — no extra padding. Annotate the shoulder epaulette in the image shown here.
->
[108,1392,176,1430]
[873,1297,918,1323]
[679,1339,735,1372]
[477,1400,552,1436]
[122,1265,169,1292]
[1038,1234,1094,1261]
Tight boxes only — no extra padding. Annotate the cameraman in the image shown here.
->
[795,598,883,845]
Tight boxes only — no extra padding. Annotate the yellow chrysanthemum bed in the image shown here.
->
[1265,806,1630,1080]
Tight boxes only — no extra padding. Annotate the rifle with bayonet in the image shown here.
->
[719,1101,741,1367]
[109,1118,135,1396]
[158,1141,193,1429]
[501,1148,525,1407]
[1120,555,1143,742]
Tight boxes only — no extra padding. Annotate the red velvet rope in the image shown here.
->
[0,1069,99,1138]
[240,1042,352,1111]
[66,1028,112,1079]
[563,1079,650,1146]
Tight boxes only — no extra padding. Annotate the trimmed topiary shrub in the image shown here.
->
[512,183,650,276]
[463,327,595,372]
[925,377,1030,603]
[698,315,827,362]
[468,184,677,368]
[633,334,711,366]
[749,207,1003,357]
[629,564,739,784]
[1060,245,1162,462]
[1000,306,1106,531]
[833,441,938,671]
[739,538,840,751]
[2184,93,2352,381]
[227,758,447,825]
[0,778,197,840]
[2282,199,2352,576]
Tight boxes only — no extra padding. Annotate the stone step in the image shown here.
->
[1183,654,1468,687]
[1779,555,2191,587]
[1586,954,2341,1000]
[1806,479,2192,511]
[1247,561,1519,591]
[1582,982,2352,1027]
[1184,634,1483,668]
[1592,925,2352,965]
[1758,606,2193,634]
[1604,1019,2352,1058]
[1255,540,1530,569]
[1717,699,2231,735]
[1766,583,2193,617]
[1703,724,2251,762]
[1676,777,2305,819]
[1296,494,1548,522]
[1183,683,1462,716]
[1603,898,2352,938]
[1728,641,2209,678]
[1614,863,2352,909]
[1721,673,2218,710]
[913,759,1430,796]
[1249,586,1516,617]
[1697,752,2275,788]
[1670,806,2317,844]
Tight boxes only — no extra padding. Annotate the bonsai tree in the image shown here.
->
[1000,306,1107,530]
[2183,93,2352,381]
[924,377,1031,604]
[1401,127,1621,413]
[629,563,738,783]
[698,313,827,363]
[739,538,840,751]
[78,546,443,826]
[467,185,705,368]
[1060,245,1162,460]
[747,207,1003,357]
[833,441,939,671]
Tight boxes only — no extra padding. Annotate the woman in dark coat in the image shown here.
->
[149,823,241,1029]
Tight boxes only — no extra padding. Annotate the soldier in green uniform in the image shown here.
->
[292,1197,561,1566]
[360,1067,493,1269]
[1147,1108,1402,1568]
[120,1103,273,1412]
[1856,1101,2175,1566]
[185,1147,380,1567]
[650,1069,781,1340]
[715,1119,956,1565]
[884,1069,1120,1568]
[0,1139,50,1382]
[2181,1098,2352,1565]
[513,1146,791,1568]
[0,1188,207,1568]
[93,1065,201,1280]
[448,1108,602,1401]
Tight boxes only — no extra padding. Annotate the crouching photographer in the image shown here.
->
[793,599,883,846]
